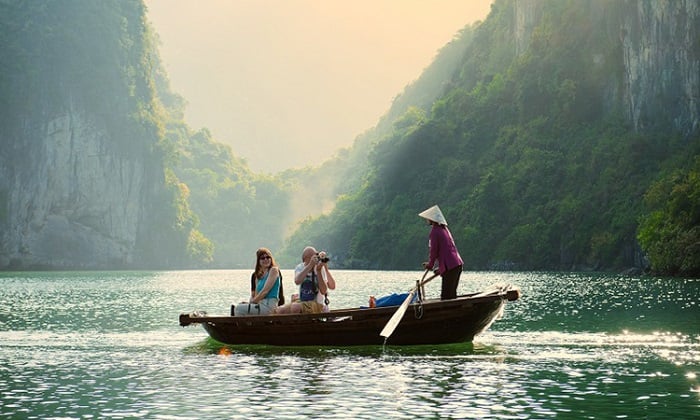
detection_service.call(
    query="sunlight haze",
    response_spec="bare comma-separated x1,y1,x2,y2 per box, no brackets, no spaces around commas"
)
146,1,493,173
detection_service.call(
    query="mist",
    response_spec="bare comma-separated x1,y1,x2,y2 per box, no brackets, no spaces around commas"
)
145,0,493,173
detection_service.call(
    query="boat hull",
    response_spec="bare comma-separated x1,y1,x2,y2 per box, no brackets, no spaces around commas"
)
180,286,519,346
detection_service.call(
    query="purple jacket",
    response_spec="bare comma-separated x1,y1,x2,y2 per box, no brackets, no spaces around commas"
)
427,225,463,275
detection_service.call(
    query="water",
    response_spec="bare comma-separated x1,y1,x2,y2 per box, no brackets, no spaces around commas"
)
0,270,697,419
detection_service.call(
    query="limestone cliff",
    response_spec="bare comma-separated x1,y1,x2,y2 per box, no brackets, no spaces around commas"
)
619,0,699,134
513,0,699,136
1,101,151,268
0,1,173,269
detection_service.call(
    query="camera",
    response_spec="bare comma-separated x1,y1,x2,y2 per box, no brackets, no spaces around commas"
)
316,252,329,263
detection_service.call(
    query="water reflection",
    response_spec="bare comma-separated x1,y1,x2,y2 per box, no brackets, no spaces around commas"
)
1,270,697,418
189,337,518,360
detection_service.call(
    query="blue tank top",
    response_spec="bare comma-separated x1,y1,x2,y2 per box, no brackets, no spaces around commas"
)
255,271,280,299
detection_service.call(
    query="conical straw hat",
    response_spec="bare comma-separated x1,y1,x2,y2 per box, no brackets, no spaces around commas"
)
418,205,448,225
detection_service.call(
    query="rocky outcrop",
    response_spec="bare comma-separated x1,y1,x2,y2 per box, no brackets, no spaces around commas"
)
0,1,165,269
0,99,152,269
513,0,699,136
513,0,543,56
620,0,699,135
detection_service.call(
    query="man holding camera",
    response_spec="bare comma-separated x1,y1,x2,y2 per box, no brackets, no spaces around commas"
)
293,246,336,313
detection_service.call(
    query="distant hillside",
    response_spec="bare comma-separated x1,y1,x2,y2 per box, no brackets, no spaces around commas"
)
279,0,700,276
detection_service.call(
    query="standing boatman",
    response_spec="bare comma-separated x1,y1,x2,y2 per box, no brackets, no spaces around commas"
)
419,205,464,300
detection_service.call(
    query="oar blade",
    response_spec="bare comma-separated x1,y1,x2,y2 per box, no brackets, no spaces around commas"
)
380,290,415,338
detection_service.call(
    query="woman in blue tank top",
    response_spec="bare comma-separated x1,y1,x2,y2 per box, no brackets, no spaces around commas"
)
233,248,281,316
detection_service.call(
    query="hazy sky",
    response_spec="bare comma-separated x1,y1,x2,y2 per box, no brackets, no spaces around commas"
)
145,1,493,173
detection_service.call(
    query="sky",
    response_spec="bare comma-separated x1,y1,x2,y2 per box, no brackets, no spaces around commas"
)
145,0,494,173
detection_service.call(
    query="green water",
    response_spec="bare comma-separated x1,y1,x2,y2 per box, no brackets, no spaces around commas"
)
0,270,697,418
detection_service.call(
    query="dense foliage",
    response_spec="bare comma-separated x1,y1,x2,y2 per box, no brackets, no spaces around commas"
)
279,0,700,276
638,157,700,277
149,0,699,275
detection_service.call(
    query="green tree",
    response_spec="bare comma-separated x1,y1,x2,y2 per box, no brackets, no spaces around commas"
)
638,158,700,276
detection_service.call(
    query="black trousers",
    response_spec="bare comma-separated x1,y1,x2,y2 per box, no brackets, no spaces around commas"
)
441,265,463,300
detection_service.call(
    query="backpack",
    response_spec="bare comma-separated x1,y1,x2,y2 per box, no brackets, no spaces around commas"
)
250,271,285,305
299,270,329,305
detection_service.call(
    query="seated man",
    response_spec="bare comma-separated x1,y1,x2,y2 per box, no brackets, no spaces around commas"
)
276,246,336,314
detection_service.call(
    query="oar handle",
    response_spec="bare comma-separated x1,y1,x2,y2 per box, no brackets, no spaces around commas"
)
417,271,439,289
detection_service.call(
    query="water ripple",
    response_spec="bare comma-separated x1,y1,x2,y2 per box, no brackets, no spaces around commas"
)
1,270,697,418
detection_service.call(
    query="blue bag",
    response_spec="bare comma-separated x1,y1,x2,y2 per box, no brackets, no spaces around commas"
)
375,292,415,307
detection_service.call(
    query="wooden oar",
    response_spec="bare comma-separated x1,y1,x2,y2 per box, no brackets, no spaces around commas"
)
380,270,439,339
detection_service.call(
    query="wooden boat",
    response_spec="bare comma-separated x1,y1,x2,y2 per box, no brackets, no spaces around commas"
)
179,284,520,346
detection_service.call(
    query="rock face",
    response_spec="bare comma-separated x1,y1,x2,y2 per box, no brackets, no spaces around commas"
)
0,99,155,269
0,2,165,269
619,0,699,135
513,0,699,136
514,0,543,56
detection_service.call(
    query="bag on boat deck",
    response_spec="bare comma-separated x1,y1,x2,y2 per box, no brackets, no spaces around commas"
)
375,292,415,307
232,299,278,316
250,271,285,306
